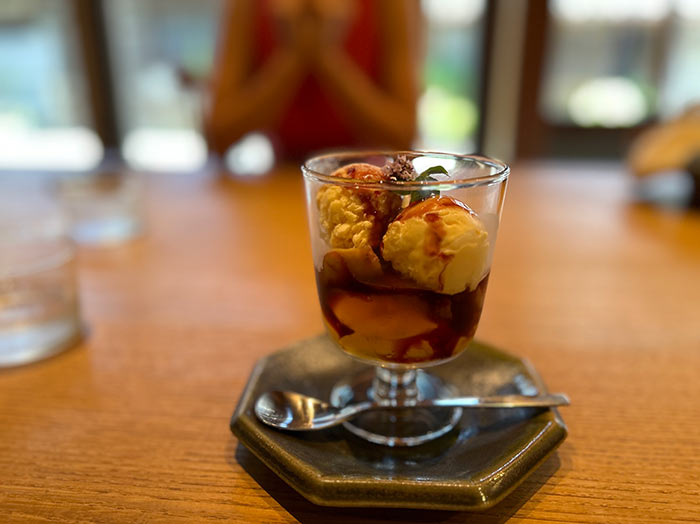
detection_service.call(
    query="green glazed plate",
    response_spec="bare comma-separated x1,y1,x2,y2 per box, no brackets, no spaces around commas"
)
230,335,567,511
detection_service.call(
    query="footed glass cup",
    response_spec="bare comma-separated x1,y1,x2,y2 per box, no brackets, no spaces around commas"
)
302,151,509,446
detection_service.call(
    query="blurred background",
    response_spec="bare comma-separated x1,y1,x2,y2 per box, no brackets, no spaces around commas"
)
2,0,699,175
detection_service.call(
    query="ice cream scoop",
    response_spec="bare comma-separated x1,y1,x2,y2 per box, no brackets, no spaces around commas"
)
316,163,401,249
381,196,489,294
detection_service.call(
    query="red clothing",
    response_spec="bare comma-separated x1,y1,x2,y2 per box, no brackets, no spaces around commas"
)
252,0,380,158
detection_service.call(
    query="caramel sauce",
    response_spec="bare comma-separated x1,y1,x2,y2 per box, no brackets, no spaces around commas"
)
317,175,487,365
316,252,489,365
395,196,470,221
334,163,387,182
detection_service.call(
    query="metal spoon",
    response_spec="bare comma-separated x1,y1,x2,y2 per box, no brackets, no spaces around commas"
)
254,390,570,431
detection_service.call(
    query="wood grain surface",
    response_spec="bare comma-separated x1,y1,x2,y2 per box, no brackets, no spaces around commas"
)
1,162,699,523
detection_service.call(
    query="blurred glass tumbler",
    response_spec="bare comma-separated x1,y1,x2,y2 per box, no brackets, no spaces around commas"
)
302,151,509,446
0,206,81,366
56,172,144,245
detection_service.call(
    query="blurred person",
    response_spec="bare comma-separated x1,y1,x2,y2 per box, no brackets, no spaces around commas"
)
204,0,419,161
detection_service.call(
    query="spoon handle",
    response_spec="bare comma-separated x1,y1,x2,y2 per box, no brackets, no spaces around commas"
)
360,393,570,411
422,393,570,409
335,393,569,423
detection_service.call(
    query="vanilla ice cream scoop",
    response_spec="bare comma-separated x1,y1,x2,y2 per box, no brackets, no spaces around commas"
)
317,163,401,249
381,196,489,294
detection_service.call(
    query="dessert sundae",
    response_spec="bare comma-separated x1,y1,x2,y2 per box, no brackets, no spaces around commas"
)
315,156,491,367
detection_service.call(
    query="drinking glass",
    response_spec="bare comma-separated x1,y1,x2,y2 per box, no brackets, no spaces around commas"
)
56,171,144,245
0,202,81,367
302,151,509,446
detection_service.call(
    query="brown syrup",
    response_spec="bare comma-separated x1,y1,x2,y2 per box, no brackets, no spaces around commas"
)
316,259,489,365
394,196,470,221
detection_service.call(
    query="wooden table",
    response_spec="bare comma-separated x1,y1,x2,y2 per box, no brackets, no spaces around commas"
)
1,163,699,523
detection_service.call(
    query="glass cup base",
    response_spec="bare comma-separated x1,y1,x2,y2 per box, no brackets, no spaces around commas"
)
0,317,81,367
330,368,462,447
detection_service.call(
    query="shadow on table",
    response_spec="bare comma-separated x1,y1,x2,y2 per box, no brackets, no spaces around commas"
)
227,439,561,523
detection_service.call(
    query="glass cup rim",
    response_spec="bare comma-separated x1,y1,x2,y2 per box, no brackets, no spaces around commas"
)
302,150,509,190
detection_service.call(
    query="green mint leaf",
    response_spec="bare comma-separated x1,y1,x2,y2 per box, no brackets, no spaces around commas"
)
415,165,448,180
408,165,445,204
409,188,439,204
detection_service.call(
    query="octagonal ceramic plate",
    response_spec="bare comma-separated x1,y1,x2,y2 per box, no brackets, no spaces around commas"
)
230,335,566,511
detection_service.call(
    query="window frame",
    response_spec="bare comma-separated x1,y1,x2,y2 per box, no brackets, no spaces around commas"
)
515,0,666,159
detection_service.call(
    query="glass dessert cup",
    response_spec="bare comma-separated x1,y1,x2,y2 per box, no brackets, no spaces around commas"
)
302,151,509,446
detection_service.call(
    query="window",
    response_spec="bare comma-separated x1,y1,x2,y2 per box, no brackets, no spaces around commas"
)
520,0,700,158
418,0,487,152
103,0,222,172
0,0,102,170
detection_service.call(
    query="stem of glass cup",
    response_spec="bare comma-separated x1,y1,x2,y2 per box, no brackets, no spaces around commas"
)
372,366,420,405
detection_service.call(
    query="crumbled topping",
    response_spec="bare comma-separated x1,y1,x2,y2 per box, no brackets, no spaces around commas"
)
382,155,417,181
